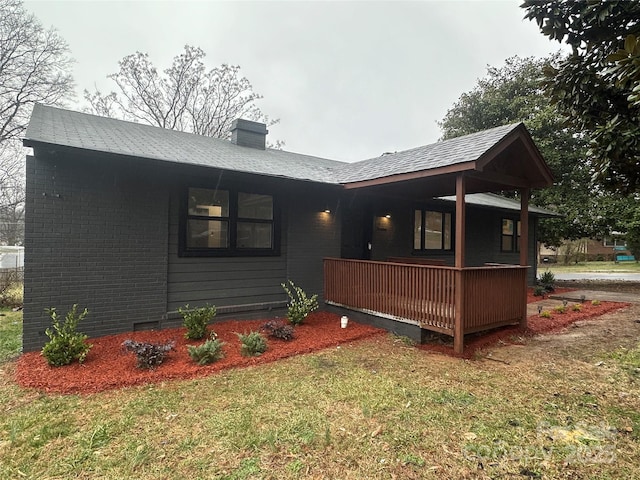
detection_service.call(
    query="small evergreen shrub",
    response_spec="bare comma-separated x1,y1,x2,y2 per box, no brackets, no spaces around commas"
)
537,270,556,292
281,280,318,326
533,285,546,297
553,305,566,314
179,304,217,340
591,299,601,306
572,304,582,312
261,319,295,341
237,331,267,357
187,337,226,365
122,339,175,369
539,310,552,318
41,304,92,367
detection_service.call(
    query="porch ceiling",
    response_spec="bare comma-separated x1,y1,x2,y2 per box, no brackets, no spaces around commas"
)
342,124,553,197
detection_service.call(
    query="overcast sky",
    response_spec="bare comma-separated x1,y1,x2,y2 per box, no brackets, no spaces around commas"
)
25,0,562,163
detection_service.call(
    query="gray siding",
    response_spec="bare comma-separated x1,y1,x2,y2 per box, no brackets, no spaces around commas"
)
23,153,169,352
366,199,539,284
166,181,288,314
285,187,342,301
166,175,341,315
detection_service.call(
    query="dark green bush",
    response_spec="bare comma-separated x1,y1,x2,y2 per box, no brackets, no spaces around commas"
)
537,270,556,292
179,304,217,340
261,319,294,341
533,285,546,297
122,339,175,369
187,337,225,365
237,331,267,357
41,304,92,367
281,280,318,326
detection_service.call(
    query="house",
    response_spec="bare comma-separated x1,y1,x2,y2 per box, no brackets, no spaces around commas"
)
22,104,554,354
539,235,631,264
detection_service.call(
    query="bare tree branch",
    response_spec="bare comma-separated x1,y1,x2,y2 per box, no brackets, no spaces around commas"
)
84,45,280,143
0,0,74,245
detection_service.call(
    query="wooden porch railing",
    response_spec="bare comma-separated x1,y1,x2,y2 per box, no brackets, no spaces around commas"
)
323,258,528,351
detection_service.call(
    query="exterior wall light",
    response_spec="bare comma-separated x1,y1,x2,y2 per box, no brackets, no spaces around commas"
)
385,214,391,219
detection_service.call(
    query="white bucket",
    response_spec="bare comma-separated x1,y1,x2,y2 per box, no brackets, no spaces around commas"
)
341,316,348,328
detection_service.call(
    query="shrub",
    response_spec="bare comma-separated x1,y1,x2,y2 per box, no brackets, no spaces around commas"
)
539,310,552,318
537,270,556,292
591,299,601,306
261,319,295,341
122,339,175,369
533,285,546,297
553,305,566,314
281,280,318,326
572,304,582,312
237,331,267,357
187,337,225,365
179,304,217,340
41,304,92,367
0,272,23,308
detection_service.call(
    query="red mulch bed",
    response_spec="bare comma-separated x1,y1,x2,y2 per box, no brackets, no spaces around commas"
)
15,312,384,395
418,301,630,359
15,293,626,394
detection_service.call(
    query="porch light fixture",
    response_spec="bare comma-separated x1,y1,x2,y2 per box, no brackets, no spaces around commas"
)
384,214,391,219
324,208,331,213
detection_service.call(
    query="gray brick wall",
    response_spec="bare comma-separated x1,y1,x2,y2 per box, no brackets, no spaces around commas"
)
23,152,169,352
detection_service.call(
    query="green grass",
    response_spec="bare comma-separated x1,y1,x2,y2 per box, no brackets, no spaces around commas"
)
0,307,22,362
540,261,640,273
1,313,640,478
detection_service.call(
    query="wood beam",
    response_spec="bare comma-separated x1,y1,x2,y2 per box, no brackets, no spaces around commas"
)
341,161,475,190
454,174,466,354
520,188,529,267
519,187,530,328
455,174,466,268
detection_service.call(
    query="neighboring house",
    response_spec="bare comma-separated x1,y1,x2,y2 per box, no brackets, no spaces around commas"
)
539,236,631,264
22,105,554,353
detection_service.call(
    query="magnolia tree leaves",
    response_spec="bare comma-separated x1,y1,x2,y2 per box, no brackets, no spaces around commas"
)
522,0,640,193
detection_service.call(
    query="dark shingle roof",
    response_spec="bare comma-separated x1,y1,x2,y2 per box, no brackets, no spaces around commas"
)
24,105,526,186
24,104,344,184
336,123,521,183
438,192,558,217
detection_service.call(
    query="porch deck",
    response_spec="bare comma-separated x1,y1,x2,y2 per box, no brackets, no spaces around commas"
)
324,258,529,352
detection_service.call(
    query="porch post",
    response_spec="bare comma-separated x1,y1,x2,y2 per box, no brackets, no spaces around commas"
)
519,188,530,328
454,174,466,354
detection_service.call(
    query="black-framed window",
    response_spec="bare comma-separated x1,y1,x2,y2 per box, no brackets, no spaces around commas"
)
501,218,521,253
181,187,278,256
413,209,452,251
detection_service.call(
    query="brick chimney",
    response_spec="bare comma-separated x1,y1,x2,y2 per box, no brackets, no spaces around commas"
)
230,119,268,150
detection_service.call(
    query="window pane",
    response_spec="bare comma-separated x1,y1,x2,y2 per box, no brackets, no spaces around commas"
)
425,211,443,249
238,193,273,220
502,219,513,235
237,222,272,249
516,221,521,236
188,188,229,217
187,219,228,248
502,235,513,252
443,213,452,250
414,210,422,250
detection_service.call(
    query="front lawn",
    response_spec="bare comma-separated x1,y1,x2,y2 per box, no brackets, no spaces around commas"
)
2,308,640,479
0,307,21,363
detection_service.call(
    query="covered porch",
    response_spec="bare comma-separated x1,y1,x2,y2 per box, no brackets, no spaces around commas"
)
324,259,528,353
323,124,553,353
